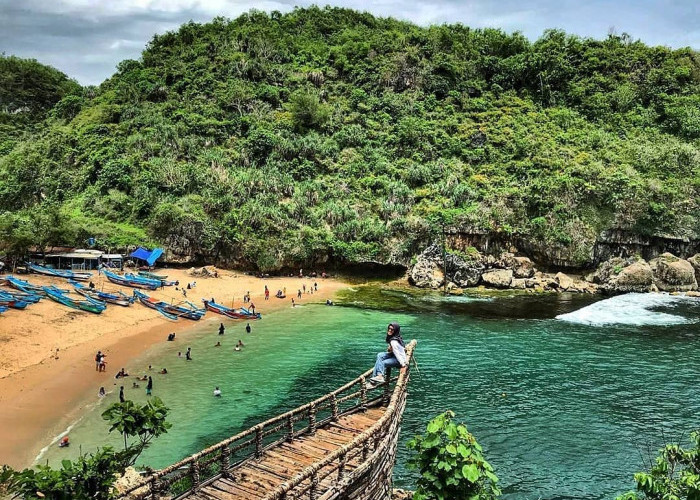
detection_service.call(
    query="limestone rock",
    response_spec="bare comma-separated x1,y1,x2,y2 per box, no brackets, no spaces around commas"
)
409,258,444,288
502,254,536,278
688,254,700,284
686,290,700,298
555,272,574,290
511,278,527,289
591,257,653,294
481,269,513,288
649,253,698,292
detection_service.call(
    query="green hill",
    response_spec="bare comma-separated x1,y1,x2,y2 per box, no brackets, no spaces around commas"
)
1,7,698,270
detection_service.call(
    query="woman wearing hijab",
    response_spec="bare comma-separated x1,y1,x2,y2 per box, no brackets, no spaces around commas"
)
369,322,407,385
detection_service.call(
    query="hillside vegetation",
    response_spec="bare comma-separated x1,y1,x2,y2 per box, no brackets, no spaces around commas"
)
1,7,699,270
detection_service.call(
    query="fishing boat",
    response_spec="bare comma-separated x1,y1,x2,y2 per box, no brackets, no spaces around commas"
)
0,289,41,303
0,293,29,309
6,276,68,296
70,281,134,307
133,290,205,320
28,262,92,281
0,306,7,314
125,272,176,287
138,271,168,280
102,270,160,290
43,287,106,314
202,299,262,320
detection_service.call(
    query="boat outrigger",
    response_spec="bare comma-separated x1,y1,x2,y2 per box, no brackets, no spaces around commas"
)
70,281,134,307
6,276,68,297
133,290,205,320
28,262,92,281
43,286,106,314
202,299,261,320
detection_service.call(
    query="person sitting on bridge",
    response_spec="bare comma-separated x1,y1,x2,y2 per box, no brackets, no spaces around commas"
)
368,322,407,386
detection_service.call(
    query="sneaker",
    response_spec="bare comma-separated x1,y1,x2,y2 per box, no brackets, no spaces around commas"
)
369,374,385,385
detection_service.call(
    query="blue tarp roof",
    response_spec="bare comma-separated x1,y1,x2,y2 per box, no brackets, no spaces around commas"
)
129,247,164,266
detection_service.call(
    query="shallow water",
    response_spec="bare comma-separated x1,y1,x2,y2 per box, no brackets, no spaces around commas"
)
39,287,700,499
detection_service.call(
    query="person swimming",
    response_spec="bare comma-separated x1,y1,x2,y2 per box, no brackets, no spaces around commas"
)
213,387,222,397
215,341,221,347
58,436,70,448
159,368,168,374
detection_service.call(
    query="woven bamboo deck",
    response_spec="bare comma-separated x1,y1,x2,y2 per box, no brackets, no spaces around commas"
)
187,408,385,500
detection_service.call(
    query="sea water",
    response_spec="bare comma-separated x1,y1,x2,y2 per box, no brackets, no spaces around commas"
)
38,287,700,499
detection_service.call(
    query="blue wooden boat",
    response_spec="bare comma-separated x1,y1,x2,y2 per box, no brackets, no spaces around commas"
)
43,287,106,314
0,287,41,303
6,276,68,297
134,290,205,320
28,263,92,281
202,299,261,320
0,293,29,309
70,281,134,307
0,305,7,314
102,270,159,290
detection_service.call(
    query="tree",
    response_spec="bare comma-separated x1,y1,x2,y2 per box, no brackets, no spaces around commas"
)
101,397,172,462
407,411,501,500
617,429,700,500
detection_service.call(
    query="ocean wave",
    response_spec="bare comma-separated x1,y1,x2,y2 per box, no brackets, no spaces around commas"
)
555,293,698,326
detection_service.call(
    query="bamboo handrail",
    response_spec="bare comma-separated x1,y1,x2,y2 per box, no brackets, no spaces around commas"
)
117,340,416,499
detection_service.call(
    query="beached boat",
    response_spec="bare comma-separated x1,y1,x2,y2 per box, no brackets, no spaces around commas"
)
0,305,7,314
43,286,106,314
0,289,41,303
102,269,160,290
125,272,176,287
70,281,134,307
0,293,29,309
202,299,262,320
138,271,168,280
27,262,92,281
133,290,205,320
6,276,67,296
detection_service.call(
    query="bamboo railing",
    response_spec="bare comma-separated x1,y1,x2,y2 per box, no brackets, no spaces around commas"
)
117,340,416,500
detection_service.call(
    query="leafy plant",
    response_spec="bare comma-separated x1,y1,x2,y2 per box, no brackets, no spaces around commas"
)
616,429,700,500
407,411,501,500
102,397,172,461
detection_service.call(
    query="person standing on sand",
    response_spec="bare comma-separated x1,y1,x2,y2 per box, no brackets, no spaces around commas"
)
246,323,251,334
146,376,153,396
186,347,192,361
292,298,295,307
98,353,106,372
95,351,102,371
297,289,302,299
314,282,318,291
249,302,255,314
219,323,225,335
119,386,125,403
98,387,106,397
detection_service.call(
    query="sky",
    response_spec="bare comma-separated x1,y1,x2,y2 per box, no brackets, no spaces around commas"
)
1,0,698,86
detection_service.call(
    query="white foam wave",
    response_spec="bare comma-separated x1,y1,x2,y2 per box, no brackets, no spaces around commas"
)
556,293,698,326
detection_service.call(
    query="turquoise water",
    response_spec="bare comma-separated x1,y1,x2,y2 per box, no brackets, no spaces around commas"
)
38,287,700,499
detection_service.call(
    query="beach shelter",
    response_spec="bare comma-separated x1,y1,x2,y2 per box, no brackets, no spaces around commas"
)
129,247,164,267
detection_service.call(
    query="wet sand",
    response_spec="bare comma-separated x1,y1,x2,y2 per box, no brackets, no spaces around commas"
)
0,268,348,468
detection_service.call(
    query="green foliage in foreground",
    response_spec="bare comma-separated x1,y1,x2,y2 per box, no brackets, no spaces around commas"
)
408,411,500,500
617,429,700,500
0,398,170,500
1,8,699,269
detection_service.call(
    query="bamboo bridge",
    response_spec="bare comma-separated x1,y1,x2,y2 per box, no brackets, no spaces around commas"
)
118,340,417,500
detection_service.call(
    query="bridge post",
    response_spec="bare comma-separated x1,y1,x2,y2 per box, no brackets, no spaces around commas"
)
220,445,231,477
286,414,294,442
382,367,392,405
308,403,317,434
255,425,263,458
337,452,347,482
331,394,339,421
309,471,319,500
149,476,161,500
360,377,368,412
190,460,201,492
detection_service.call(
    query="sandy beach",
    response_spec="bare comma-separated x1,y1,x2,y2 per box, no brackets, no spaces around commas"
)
0,268,349,468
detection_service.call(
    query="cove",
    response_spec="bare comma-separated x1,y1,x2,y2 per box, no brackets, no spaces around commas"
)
38,287,700,499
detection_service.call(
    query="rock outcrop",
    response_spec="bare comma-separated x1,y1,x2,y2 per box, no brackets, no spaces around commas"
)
555,272,574,290
649,253,698,292
409,258,444,288
688,254,700,284
481,269,513,288
589,257,654,294
409,244,483,288
502,254,535,278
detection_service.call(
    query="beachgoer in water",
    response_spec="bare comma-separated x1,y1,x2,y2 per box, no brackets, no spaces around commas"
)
292,298,295,307
213,387,222,397
132,381,140,388
98,387,106,398
326,299,333,306
368,322,407,387
140,374,148,381
178,351,182,358
148,365,152,371
167,332,175,341
219,323,225,335
186,347,192,361
237,339,245,348
119,386,125,403
215,341,221,347
115,368,129,379
234,346,241,352
59,436,70,448
246,323,251,334
146,376,153,396
159,368,168,374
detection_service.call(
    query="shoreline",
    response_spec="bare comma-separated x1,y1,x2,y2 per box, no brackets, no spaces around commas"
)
0,269,349,468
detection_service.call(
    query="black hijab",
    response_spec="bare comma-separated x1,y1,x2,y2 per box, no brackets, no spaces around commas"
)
385,322,405,347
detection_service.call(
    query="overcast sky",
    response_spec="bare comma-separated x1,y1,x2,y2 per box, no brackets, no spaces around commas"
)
1,0,698,85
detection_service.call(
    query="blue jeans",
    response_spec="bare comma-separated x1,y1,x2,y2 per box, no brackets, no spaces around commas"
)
372,352,401,378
